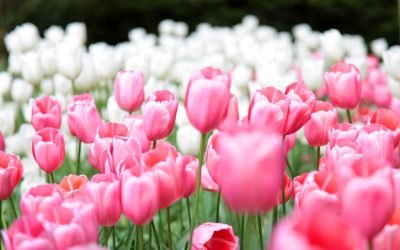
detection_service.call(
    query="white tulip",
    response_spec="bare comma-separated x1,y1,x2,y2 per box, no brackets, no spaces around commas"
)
176,125,201,156
159,19,175,35
0,104,16,135
107,96,129,122
53,73,73,95
65,22,87,45
293,23,312,42
232,64,252,88
173,22,188,37
22,99,33,122
21,51,43,84
21,156,41,178
254,26,277,42
343,35,366,57
4,31,22,53
8,53,23,75
75,54,97,91
345,56,367,79
11,78,33,103
18,123,35,155
124,54,149,79
299,57,324,90
371,38,388,58
175,104,190,127
6,134,24,155
40,47,57,76
388,77,400,98
40,78,54,95
242,15,259,31
383,46,400,81
56,42,84,80
90,45,117,80
0,72,12,96
128,28,146,42
16,23,39,51
44,25,65,44
320,29,345,63
150,51,173,78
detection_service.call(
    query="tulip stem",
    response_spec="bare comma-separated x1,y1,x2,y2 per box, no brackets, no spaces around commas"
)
152,140,157,149
188,133,207,248
0,200,2,230
112,226,116,250
76,139,82,175
245,215,256,250
186,198,192,227
272,206,278,227
285,157,294,178
150,221,161,250
346,109,353,123
240,215,245,250
102,226,109,247
281,178,286,216
166,208,173,250
48,173,55,183
137,226,144,250
9,195,18,219
257,214,264,250
369,239,374,250
316,146,321,170
215,191,221,222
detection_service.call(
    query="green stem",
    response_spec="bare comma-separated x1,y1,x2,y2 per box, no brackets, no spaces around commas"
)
240,215,245,250
102,227,109,247
245,215,256,250
186,198,192,228
76,139,82,175
285,157,294,178
257,214,264,250
137,226,143,250
48,173,55,183
152,140,157,149
281,174,286,216
188,133,207,247
9,195,18,219
166,208,173,250
150,221,161,250
346,109,353,123
0,200,2,230
369,239,374,250
316,146,321,170
272,206,278,227
216,191,221,222
112,226,116,250
148,223,152,250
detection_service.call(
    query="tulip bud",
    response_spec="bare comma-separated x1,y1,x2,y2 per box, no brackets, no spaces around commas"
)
114,70,145,113
192,223,239,250
31,96,62,131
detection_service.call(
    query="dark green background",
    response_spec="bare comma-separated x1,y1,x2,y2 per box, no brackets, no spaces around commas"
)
0,0,399,58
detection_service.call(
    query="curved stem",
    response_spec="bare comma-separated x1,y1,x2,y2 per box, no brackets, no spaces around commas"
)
257,214,264,250
150,221,161,250
9,195,18,219
166,208,173,250
215,191,221,222
188,133,207,247
76,139,82,175
285,158,294,178
346,109,353,123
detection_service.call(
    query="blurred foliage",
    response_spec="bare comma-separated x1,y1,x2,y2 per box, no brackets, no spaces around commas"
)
0,0,398,57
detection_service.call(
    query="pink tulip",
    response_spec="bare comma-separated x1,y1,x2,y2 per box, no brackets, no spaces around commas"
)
2,215,56,250
304,101,338,147
324,62,361,109
39,204,98,249
31,96,62,131
218,94,239,131
86,173,121,226
207,126,284,213
143,90,178,141
123,115,151,152
284,82,316,135
373,224,400,250
0,151,23,200
201,166,219,192
120,169,159,225
20,184,63,215
0,131,4,151
276,172,293,205
89,122,129,170
248,87,290,133
270,209,365,250
32,127,65,173
67,94,103,143
192,222,238,250
114,70,145,113
59,174,88,199
185,67,231,134
362,68,392,108
176,154,198,198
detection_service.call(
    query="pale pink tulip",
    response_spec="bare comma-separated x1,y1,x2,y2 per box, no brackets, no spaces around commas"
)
114,70,144,113
20,184,63,215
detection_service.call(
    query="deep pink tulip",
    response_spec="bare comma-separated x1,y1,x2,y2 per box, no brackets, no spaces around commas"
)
248,87,290,133
67,94,103,143
304,101,338,147
31,96,62,131
324,62,361,109
86,173,121,226
32,127,65,173
0,152,23,200
38,204,98,249
114,70,145,113
59,174,88,199
120,169,159,225
207,126,284,213
123,115,151,152
20,184,63,215
270,209,365,250
143,90,178,141
2,215,56,250
0,131,4,151
284,82,316,135
192,222,238,250
373,224,400,250
185,67,231,134
89,122,129,170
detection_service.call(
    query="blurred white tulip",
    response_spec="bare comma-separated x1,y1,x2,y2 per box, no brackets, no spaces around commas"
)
75,54,97,91
11,78,33,103
16,23,39,51
53,73,73,95
232,64,252,88
159,19,175,35
371,38,388,58
320,29,345,63
56,42,84,80
0,72,12,96
44,25,65,44
176,125,201,156
299,57,324,90
173,22,189,37
107,96,129,122
4,31,22,53
128,28,146,42
40,47,57,76
0,104,17,135
65,22,87,45
40,78,54,95
8,53,23,75
21,51,43,84
383,46,400,81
